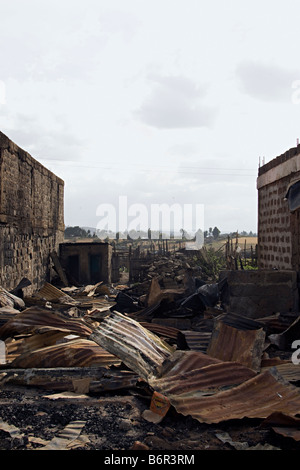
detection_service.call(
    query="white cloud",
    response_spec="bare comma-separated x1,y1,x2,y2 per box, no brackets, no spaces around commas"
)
135,74,217,129
236,61,298,103
3,0,300,234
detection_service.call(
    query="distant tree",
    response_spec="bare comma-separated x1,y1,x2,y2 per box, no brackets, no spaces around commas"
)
204,230,208,238
212,226,220,240
64,226,88,238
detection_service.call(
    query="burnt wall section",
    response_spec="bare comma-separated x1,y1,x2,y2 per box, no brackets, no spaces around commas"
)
257,148,300,270
0,131,64,293
220,270,299,318
59,242,112,285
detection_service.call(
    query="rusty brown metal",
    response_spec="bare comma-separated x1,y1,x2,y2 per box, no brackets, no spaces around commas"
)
6,331,68,362
261,412,300,442
271,426,300,441
156,367,300,424
9,339,121,368
151,356,256,397
207,318,266,372
139,322,180,341
34,282,78,305
89,311,174,380
177,330,212,352
0,306,93,340
262,362,300,383
89,311,300,425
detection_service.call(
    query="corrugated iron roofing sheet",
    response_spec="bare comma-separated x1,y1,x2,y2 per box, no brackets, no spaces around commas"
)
89,312,300,424
139,322,180,341
0,306,93,340
89,311,174,380
262,362,300,383
9,339,121,368
34,283,78,305
6,331,67,362
207,319,265,372
216,312,265,331
261,412,300,442
177,330,212,352
150,350,256,396
155,367,300,424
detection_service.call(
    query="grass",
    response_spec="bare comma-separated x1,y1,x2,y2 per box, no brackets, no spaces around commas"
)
205,236,258,251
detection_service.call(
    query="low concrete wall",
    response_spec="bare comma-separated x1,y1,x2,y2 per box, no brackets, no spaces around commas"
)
220,270,299,319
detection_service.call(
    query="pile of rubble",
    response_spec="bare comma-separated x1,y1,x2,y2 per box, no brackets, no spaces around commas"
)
129,248,218,290
0,270,300,451
138,252,202,287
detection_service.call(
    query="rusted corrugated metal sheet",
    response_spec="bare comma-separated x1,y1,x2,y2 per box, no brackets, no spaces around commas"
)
0,306,93,340
0,307,20,327
262,362,300,383
177,331,212,352
6,331,68,362
34,283,78,305
272,426,300,441
153,367,300,424
217,312,265,330
139,322,180,340
261,412,300,442
150,350,256,396
89,311,174,380
207,319,265,372
0,287,25,309
89,311,300,424
9,339,121,368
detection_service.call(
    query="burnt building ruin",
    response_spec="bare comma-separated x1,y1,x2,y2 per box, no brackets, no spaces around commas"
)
0,131,64,294
221,144,300,319
59,242,112,285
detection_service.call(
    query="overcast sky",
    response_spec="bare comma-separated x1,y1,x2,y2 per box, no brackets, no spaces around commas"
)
1,0,300,235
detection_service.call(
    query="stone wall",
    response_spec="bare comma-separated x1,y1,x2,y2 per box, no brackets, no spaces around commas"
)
257,145,300,270
0,131,64,294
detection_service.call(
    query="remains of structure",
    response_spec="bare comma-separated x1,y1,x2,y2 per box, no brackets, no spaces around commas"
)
59,242,112,285
221,144,300,318
1,133,300,451
0,131,64,294
257,144,300,270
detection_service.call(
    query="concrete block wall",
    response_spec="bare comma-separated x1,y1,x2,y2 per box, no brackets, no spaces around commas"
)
257,174,294,269
0,131,64,294
257,145,300,270
220,270,299,318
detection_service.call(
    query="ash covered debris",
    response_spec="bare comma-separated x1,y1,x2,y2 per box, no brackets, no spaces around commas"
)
0,250,299,451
